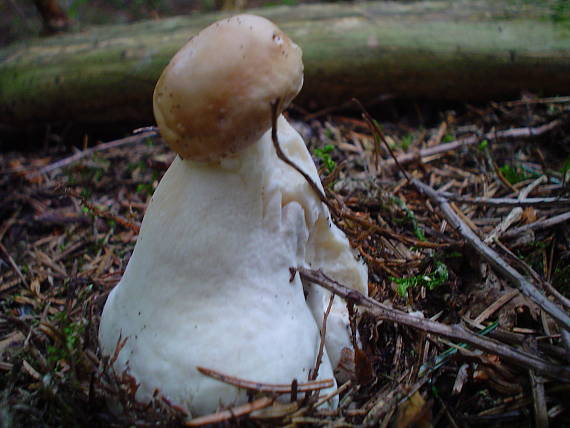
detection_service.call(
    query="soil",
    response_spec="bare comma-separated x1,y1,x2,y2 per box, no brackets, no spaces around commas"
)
1,94,569,426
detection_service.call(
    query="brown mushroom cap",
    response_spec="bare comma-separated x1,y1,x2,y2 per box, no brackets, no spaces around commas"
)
153,14,303,162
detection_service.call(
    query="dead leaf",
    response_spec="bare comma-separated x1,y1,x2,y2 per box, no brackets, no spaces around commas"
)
396,391,432,428
521,207,538,224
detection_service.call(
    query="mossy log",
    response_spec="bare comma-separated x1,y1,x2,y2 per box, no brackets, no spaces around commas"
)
1,0,569,126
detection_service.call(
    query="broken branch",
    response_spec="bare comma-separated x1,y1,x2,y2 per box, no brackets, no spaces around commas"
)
185,396,274,427
196,366,334,394
382,120,562,170
27,129,159,178
296,267,570,380
412,179,570,332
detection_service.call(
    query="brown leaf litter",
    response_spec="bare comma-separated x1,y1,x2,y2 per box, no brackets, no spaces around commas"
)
1,95,569,427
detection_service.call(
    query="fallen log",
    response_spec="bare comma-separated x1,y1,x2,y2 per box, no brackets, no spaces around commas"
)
1,0,569,126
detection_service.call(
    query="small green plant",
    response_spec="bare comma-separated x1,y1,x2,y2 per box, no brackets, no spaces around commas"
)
127,160,146,173
47,313,85,367
392,261,449,298
313,144,336,174
136,182,154,195
478,139,489,151
400,134,414,151
442,134,455,143
80,188,92,199
499,164,533,184
561,155,570,175
391,197,426,241
553,263,570,296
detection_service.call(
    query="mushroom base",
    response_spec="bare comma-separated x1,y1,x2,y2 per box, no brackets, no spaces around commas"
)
99,116,367,417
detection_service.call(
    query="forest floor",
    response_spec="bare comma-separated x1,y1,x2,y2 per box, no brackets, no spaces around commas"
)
1,95,570,427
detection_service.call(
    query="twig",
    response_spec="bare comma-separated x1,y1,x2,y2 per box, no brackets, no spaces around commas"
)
439,194,570,208
344,211,451,248
0,208,20,243
473,290,519,325
27,129,159,178
502,211,570,239
313,380,352,408
504,96,570,106
185,396,274,427
493,239,570,310
310,294,335,381
270,100,333,212
196,366,334,393
353,98,410,181
64,187,141,233
562,330,570,364
412,179,570,332
526,339,549,428
485,175,545,243
296,267,570,380
0,242,29,288
381,119,562,170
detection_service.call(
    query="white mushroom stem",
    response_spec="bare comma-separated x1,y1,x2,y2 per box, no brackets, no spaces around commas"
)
99,116,366,415
99,14,367,418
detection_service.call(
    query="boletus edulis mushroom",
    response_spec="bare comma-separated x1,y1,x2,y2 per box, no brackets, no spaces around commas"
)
99,14,368,418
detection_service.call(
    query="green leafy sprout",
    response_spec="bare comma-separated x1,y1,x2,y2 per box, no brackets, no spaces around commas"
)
478,139,489,151
400,134,414,151
499,164,537,184
561,155,570,175
392,261,449,298
47,313,85,367
391,197,426,241
313,144,337,174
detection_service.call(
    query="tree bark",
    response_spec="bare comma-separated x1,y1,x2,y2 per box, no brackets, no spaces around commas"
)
1,0,569,126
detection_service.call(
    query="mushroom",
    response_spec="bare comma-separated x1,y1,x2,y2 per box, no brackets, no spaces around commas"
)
99,14,367,417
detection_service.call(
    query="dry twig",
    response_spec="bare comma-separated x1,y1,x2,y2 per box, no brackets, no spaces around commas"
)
27,129,159,178
271,100,333,212
185,396,274,427
296,267,570,380
440,194,570,208
196,367,334,394
412,179,570,332
310,294,335,381
381,119,563,170
502,211,570,239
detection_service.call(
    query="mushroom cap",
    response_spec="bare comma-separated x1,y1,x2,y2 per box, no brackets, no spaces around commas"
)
153,14,303,162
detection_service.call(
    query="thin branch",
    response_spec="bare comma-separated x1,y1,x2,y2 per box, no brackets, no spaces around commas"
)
310,294,335,381
0,242,29,288
493,239,570,310
296,267,570,380
382,119,562,170
270,100,333,212
353,98,410,181
26,129,159,178
64,187,141,233
196,367,334,394
440,194,570,208
185,396,274,427
412,179,570,331
344,211,451,248
503,96,570,106
313,380,352,408
502,211,570,239
485,175,545,243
